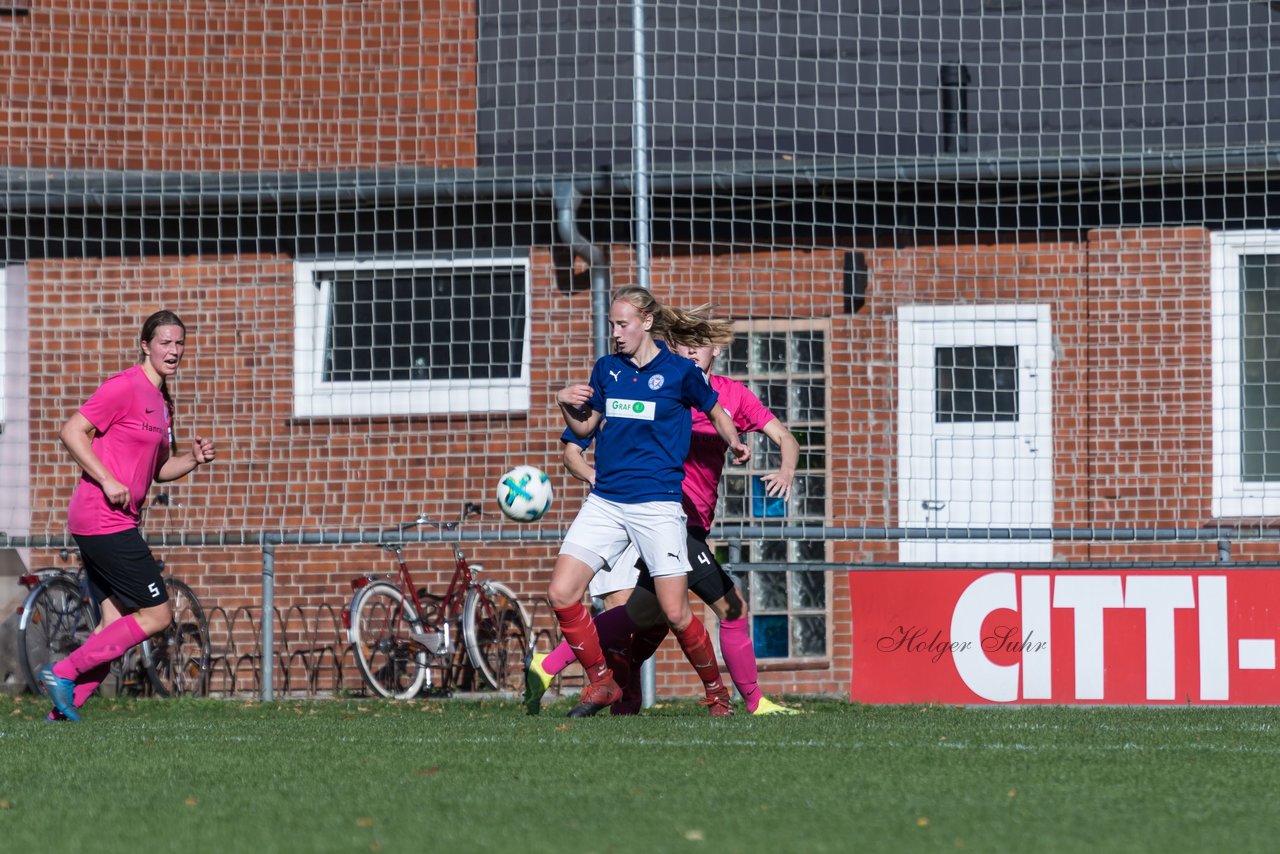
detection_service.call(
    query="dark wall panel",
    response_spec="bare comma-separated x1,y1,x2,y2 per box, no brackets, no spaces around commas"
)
477,0,1280,173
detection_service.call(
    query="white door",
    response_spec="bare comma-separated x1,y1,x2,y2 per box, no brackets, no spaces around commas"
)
898,305,1054,562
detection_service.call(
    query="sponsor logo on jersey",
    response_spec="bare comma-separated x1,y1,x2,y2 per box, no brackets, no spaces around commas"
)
607,398,655,421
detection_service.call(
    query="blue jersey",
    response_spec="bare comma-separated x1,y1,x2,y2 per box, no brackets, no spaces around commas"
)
580,341,718,504
560,426,593,450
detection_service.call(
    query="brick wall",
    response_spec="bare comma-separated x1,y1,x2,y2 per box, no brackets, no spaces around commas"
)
0,1,477,171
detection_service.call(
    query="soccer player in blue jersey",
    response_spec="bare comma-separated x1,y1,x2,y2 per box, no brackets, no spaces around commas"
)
550,286,750,717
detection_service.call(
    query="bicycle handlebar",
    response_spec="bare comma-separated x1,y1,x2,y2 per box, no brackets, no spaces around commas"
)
390,502,485,537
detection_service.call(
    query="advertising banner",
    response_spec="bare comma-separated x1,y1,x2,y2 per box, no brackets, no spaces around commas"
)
850,568,1280,704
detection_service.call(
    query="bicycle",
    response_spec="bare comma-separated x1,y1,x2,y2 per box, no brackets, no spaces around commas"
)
344,503,532,700
16,550,212,699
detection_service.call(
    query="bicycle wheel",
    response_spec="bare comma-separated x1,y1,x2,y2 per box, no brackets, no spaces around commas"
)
350,582,429,700
462,580,531,693
146,577,212,698
108,646,153,697
18,575,93,694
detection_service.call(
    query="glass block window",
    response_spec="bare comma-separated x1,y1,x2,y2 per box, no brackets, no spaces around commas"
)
716,322,829,661
293,256,531,417
1209,232,1280,516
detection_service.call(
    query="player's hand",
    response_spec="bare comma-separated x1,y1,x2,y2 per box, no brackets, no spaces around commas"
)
557,384,593,410
192,434,216,466
759,471,793,501
102,477,131,508
728,441,751,465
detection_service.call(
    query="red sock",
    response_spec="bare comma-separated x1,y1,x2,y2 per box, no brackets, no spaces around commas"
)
672,617,726,695
542,605,641,678
53,615,149,680
553,603,611,685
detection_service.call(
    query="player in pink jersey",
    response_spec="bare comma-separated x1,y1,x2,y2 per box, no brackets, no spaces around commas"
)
526,333,801,715
39,310,216,721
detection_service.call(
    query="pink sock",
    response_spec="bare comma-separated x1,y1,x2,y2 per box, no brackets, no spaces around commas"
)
542,606,641,676
53,615,149,680
541,640,579,677
74,662,112,708
719,617,763,711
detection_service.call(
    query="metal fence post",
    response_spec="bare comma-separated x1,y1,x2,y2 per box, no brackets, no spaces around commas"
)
261,536,275,702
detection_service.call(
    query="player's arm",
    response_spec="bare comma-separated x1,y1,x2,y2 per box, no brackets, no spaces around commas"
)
562,441,596,486
557,383,602,438
707,403,751,465
60,411,130,507
757,418,799,500
156,434,216,482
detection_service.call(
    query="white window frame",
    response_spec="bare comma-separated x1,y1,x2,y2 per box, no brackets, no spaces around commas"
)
1211,230,1280,516
293,256,532,418
0,268,7,427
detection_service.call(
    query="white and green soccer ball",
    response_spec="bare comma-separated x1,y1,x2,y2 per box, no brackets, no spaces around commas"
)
496,465,554,522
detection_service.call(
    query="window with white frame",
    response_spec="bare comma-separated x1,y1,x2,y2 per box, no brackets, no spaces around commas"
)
0,269,7,428
714,321,830,661
1210,231,1280,517
293,256,532,417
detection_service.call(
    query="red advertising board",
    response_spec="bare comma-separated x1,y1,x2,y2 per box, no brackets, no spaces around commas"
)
850,568,1280,704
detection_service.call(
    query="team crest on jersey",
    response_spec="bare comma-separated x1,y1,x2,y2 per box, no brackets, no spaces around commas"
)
648,374,665,391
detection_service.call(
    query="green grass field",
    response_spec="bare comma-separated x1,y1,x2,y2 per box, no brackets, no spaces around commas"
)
1,693,1278,853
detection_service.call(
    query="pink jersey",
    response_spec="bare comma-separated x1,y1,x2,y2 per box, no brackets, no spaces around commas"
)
681,373,778,530
67,365,171,535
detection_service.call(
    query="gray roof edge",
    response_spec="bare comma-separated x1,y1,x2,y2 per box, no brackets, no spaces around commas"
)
0,146,1276,214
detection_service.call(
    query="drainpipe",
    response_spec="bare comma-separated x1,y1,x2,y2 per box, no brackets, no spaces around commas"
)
940,64,971,154
554,180,611,358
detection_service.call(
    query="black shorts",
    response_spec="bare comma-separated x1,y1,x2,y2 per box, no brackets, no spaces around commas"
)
73,528,168,611
636,527,737,605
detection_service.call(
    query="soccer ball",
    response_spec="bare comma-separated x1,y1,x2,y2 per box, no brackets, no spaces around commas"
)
496,465,554,522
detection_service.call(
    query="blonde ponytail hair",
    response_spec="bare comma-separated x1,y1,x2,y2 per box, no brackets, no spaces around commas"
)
611,286,735,350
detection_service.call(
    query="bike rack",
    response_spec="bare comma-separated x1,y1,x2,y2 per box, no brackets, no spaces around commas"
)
5,525,576,701
192,593,559,699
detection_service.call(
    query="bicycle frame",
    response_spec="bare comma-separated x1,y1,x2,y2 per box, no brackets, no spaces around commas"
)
345,502,532,698
346,506,484,651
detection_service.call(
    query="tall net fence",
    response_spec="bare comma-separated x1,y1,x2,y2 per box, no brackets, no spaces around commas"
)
2,1,1279,697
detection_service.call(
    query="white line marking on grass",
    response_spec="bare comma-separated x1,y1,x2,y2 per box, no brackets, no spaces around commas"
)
1085,721,1275,734
451,734,864,749
937,740,1280,754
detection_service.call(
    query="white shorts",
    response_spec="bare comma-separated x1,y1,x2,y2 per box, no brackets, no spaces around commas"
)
560,493,689,583
588,543,641,597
